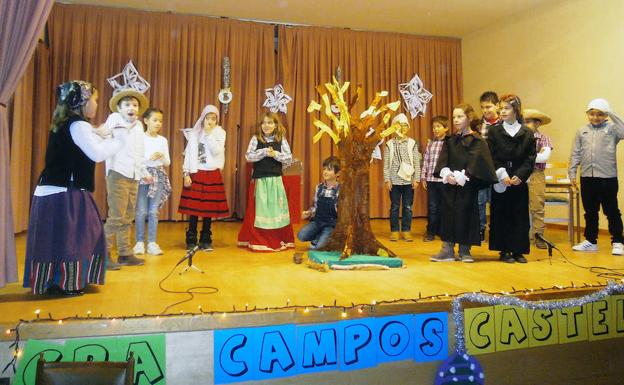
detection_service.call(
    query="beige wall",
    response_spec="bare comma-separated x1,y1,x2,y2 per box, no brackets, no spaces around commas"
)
463,0,624,231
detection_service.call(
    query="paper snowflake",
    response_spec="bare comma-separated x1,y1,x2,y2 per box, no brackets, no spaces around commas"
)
262,84,292,114
107,61,150,94
399,73,432,119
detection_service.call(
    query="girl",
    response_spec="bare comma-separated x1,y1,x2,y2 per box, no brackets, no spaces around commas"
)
178,105,229,251
431,104,497,263
133,108,171,256
24,81,125,295
487,94,536,263
237,112,295,251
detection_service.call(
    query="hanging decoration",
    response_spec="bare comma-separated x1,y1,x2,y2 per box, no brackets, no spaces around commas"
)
218,56,233,114
399,73,432,118
262,84,292,114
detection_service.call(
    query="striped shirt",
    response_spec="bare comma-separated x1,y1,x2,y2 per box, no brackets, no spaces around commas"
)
245,135,292,165
421,138,445,182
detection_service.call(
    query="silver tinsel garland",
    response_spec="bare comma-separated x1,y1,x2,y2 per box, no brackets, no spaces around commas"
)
452,281,624,353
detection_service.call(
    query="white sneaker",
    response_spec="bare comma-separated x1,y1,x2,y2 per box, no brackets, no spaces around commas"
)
133,242,145,255
147,242,163,255
572,240,598,252
612,242,624,256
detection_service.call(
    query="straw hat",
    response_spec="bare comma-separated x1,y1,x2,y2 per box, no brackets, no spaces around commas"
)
523,109,551,125
108,89,149,115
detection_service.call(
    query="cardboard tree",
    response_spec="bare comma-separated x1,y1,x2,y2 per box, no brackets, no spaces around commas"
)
308,78,402,260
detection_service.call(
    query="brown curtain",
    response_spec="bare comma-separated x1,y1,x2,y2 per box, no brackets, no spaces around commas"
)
15,3,276,222
0,0,54,287
277,25,463,218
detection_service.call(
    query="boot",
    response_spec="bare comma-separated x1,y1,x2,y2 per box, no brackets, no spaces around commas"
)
199,229,213,251
186,229,198,251
430,242,457,262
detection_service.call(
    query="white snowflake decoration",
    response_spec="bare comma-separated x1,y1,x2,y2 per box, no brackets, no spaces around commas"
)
399,73,432,119
262,84,292,114
107,60,150,94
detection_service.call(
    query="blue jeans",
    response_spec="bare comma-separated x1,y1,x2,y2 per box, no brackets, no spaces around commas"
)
135,182,164,243
389,184,414,232
297,221,335,250
426,181,443,235
477,187,491,232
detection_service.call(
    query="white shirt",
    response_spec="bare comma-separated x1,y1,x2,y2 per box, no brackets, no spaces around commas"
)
143,133,171,168
502,120,521,137
34,121,124,196
104,112,149,180
183,126,226,172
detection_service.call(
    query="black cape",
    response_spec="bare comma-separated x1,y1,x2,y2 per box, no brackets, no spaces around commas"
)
486,123,537,254
434,133,497,246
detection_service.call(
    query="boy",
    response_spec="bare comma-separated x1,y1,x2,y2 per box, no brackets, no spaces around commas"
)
383,113,421,241
297,156,340,250
420,115,449,241
104,64,152,269
524,109,553,249
569,98,624,255
478,91,500,241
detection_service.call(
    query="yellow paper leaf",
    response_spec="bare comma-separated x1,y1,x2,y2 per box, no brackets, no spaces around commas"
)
387,100,401,111
307,100,321,113
377,248,389,257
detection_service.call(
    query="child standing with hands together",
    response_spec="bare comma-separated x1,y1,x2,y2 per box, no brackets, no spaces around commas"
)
133,108,171,256
178,105,230,251
238,112,295,252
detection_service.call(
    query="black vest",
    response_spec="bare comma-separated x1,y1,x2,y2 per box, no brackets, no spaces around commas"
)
38,116,96,192
252,139,283,179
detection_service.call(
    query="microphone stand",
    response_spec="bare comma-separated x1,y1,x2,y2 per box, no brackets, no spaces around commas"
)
177,245,205,274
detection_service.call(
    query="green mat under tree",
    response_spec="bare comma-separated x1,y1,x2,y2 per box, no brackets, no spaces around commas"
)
307,250,403,268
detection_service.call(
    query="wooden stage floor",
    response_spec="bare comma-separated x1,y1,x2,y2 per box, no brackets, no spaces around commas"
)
1,219,622,327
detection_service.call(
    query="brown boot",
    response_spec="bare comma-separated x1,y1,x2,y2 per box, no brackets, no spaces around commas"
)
389,232,400,241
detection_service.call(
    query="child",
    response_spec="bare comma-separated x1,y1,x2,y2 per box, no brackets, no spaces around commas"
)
430,104,497,263
24,81,126,295
298,156,340,250
487,94,536,263
523,109,553,249
178,105,229,251
383,113,421,242
237,112,295,251
133,108,171,255
478,91,500,241
421,115,449,242
569,98,624,255
104,81,152,268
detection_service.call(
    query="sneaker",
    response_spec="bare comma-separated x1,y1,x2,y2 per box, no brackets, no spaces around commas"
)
499,252,515,263
460,254,474,263
200,242,214,251
133,242,145,255
513,254,528,263
423,233,435,242
118,255,145,266
401,232,413,242
389,232,400,241
572,240,598,252
612,243,624,256
146,242,163,255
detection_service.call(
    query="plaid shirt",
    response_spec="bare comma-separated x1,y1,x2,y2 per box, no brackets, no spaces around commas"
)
308,182,340,217
420,138,445,182
534,131,553,171
383,138,422,185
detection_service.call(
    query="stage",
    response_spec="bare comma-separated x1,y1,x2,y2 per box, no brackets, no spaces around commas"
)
1,219,620,331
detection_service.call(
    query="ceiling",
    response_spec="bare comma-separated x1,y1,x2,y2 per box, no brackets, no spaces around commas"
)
59,0,560,38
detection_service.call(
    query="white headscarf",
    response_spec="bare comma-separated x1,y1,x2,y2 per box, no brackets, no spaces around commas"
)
182,105,221,173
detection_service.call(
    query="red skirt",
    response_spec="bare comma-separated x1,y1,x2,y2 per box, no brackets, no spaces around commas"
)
178,169,229,218
237,179,295,252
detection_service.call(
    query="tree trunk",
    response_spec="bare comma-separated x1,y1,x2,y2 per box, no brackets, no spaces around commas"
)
319,129,396,260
